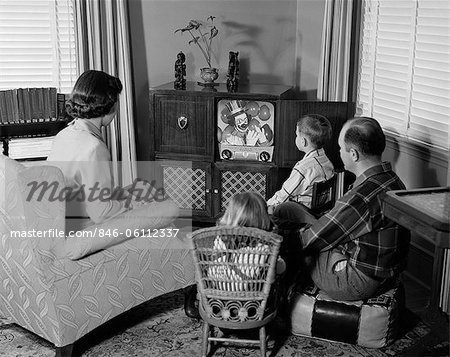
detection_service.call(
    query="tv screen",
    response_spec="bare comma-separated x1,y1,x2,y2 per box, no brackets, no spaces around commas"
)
217,99,275,162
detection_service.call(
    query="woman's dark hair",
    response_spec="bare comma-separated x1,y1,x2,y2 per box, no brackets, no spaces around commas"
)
65,70,123,119
296,114,332,149
343,117,386,156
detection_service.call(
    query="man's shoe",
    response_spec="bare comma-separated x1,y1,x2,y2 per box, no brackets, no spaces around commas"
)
183,285,200,319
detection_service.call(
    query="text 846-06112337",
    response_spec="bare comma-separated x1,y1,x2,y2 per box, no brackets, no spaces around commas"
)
78,228,180,238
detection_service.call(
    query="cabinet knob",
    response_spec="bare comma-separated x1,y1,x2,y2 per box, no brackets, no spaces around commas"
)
213,189,219,194
177,115,188,130
205,188,210,193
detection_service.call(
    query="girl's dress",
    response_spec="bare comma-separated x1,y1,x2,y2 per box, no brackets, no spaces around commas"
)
208,234,286,292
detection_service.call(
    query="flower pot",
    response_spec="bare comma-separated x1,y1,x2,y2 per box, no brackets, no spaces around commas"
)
200,67,219,84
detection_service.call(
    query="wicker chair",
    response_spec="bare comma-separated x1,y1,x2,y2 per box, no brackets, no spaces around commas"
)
190,226,283,357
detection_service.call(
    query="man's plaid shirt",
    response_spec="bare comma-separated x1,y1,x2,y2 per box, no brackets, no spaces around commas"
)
301,162,410,279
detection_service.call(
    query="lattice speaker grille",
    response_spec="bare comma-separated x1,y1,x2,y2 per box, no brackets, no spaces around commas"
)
221,171,266,211
163,166,206,210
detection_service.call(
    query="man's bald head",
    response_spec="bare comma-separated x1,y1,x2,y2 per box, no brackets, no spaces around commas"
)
341,117,386,158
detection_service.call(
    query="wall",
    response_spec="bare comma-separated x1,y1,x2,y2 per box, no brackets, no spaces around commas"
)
383,137,448,189
295,0,326,96
128,0,325,133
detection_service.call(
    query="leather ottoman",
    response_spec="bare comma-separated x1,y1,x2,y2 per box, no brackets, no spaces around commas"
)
288,282,404,348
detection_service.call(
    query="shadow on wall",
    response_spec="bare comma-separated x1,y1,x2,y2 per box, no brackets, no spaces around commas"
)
385,129,440,188
293,37,317,100
184,52,196,81
221,18,296,85
386,131,400,166
293,49,309,100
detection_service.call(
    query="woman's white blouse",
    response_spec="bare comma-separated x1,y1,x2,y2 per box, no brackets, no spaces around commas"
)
47,119,129,224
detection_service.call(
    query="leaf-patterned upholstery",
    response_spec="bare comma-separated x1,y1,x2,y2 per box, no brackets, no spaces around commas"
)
0,154,195,351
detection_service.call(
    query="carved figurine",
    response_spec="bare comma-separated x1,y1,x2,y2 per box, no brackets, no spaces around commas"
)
174,51,186,89
226,51,240,92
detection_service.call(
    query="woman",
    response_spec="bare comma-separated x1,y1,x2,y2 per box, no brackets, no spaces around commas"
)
48,70,178,231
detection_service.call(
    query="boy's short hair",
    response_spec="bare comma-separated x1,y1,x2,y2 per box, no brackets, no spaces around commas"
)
296,114,332,149
343,117,385,157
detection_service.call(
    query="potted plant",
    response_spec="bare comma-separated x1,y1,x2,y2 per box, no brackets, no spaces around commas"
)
175,16,219,84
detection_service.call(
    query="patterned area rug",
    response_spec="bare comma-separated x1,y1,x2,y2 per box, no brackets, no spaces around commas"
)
0,289,447,357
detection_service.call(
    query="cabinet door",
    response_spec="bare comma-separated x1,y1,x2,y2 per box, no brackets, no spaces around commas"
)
158,160,212,218
154,94,214,161
213,162,276,218
276,101,355,169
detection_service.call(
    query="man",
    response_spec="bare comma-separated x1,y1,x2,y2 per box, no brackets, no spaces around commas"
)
298,117,410,301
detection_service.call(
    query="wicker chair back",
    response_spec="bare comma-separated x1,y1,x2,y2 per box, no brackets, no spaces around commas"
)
190,226,283,357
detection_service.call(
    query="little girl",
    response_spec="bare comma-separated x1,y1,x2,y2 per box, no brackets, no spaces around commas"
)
210,192,286,291
219,191,272,230
184,192,285,318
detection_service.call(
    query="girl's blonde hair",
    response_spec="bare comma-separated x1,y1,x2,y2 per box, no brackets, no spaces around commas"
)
219,192,271,231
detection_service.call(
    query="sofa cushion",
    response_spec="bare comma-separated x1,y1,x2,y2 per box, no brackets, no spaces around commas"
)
58,199,180,260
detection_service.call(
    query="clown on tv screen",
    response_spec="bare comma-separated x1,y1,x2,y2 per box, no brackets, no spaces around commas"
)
217,99,275,162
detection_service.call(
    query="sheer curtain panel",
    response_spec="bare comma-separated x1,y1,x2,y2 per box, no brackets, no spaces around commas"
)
74,0,137,187
317,0,361,101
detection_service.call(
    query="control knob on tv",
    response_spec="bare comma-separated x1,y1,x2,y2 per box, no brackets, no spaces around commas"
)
222,149,232,160
260,151,270,162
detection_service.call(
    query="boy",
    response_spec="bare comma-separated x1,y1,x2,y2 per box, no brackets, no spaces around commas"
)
267,114,334,216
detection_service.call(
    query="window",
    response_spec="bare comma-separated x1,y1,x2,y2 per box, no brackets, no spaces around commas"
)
0,0,77,93
357,0,450,150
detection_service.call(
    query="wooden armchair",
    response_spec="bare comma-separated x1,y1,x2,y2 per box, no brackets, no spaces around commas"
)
303,170,347,219
308,174,338,217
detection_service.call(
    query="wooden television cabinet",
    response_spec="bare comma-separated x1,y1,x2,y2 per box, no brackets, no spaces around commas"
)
138,81,355,223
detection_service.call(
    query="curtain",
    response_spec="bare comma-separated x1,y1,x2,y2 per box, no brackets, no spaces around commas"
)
448,143,450,186
317,0,360,101
74,0,137,187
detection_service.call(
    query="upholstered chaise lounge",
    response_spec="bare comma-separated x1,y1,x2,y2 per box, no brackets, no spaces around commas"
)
0,154,195,356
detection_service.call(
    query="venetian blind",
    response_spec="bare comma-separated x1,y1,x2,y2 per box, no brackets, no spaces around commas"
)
0,0,77,93
357,0,450,150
